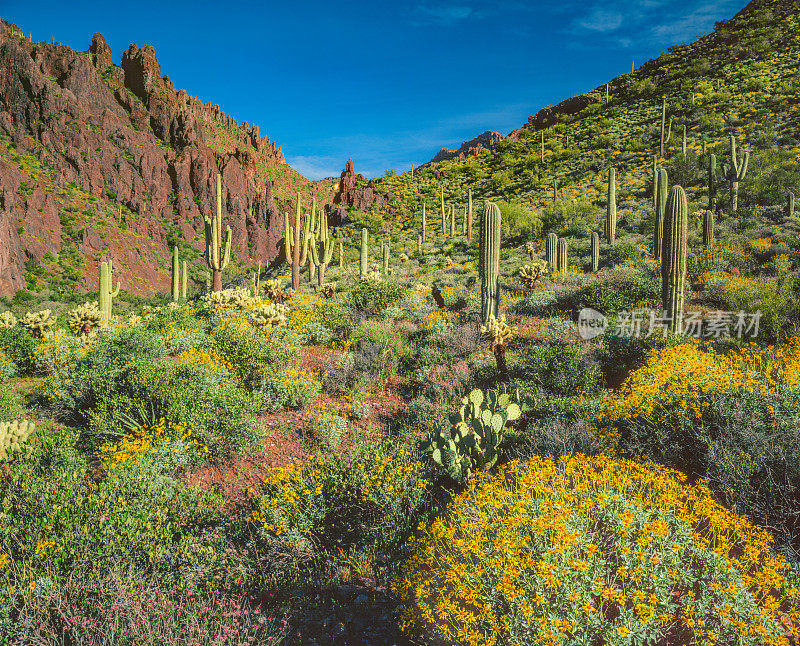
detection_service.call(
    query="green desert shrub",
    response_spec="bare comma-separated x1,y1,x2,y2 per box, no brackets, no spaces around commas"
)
496,200,542,239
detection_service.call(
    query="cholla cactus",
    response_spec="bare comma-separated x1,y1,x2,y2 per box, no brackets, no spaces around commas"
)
481,313,517,382
68,302,102,338
481,314,517,351
201,288,256,311
0,419,34,461
0,312,17,328
399,252,409,263
249,302,287,329
263,279,284,302
320,282,337,298
20,310,55,338
363,270,384,282
518,262,548,291
126,315,142,327
525,241,537,260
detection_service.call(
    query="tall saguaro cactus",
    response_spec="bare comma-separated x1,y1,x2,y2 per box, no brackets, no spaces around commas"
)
171,245,181,302
441,185,446,235
661,185,688,334
654,168,668,260
450,204,456,237
309,210,334,286
556,238,568,273
292,196,301,290
606,167,616,244
723,135,749,212
360,228,368,278
702,210,715,248
479,202,501,323
205,173,232,292
422,202,427,241
660,96,667,157
707,154,717,211
382,242,390,275
652,155,659,208
99,259,120,321
590,231,600,272
467,190,473,243
181,260,187,300
546,232,558,272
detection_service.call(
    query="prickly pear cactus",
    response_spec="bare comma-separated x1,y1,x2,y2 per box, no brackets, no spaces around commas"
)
418,387,522,483
20,310,55,339
68,302,103,338
0,419,34,461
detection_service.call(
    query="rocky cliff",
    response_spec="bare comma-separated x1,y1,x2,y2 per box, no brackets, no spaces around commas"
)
421,130,503,168
0,20,329,297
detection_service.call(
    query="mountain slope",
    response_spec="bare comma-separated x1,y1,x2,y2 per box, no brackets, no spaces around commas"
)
371,0,800,228
0,21,335,297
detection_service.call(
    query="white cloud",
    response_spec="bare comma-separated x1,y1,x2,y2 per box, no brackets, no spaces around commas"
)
576,9,624,32
412,3,474,25
285,155,341,181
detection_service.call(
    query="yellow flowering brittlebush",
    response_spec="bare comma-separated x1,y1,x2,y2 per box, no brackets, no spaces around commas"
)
99,419,206,471
173,347,236,386
593,340,800,448
251,449,428,550
393,455,800,646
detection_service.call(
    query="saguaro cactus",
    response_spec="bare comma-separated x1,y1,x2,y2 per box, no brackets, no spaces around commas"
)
724,135,749,211
787,191,795,219
661,185,688,334
309,210,334,286
479,202,501,323
450,204,456,237
660,96,667,157
292,196,301,290
654,168,668,260
338,240,344,273
382,242,390,275
703,210,715,249
556,238,568,273
707,154,717,211
467,190,473,243
606,167,616,244
441,185,446,235
422,202,427,241
360,228,368,278
171,245,181,302
652,155,659,208
181,260,187,300
546,232,558,271
205,173,232,292
590,231,600,272
98,259,120,321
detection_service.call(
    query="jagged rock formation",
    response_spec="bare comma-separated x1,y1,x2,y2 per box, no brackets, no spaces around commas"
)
421,131,503,168
328,159,393,226
0,21,300,297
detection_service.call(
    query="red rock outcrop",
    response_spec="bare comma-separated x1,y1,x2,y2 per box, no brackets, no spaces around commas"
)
328,158,393,226
420,130,503,168
0,19,290,296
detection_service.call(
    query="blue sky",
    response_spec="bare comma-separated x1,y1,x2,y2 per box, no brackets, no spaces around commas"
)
2,0,748,179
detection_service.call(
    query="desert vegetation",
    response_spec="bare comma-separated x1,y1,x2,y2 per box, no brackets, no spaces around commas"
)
1,0,800,644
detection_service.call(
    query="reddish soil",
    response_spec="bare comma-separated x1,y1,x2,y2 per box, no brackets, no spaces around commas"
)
185,347,410,508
